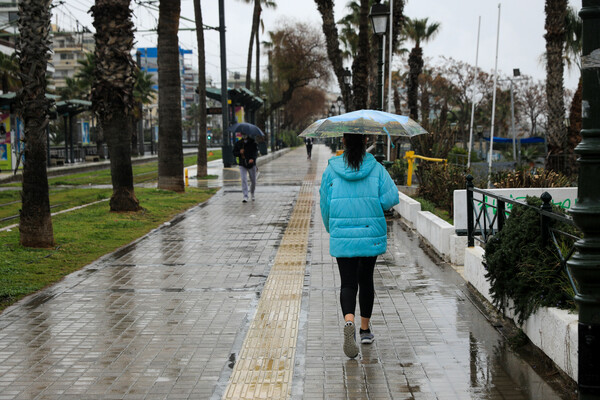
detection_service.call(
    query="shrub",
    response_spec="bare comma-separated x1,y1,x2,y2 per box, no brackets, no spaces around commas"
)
483,196,577,324
491,167,575,188
448,146,480,165
416,163,465,215
388,158,407,185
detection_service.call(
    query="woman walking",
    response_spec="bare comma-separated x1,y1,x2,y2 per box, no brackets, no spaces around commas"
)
319,133,399,358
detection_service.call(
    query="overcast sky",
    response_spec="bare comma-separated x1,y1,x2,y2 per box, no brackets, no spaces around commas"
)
59,0,581,91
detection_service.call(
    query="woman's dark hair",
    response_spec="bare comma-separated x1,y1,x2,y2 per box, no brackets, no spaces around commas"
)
343,133,366,171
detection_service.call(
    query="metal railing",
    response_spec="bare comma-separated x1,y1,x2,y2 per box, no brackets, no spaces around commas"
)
466,174,581,297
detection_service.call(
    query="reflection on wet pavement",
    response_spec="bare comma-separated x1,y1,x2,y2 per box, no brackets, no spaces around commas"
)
0,145,568,399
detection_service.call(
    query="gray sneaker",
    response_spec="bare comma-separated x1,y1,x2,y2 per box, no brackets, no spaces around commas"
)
343,322,359,358
360,330,374,344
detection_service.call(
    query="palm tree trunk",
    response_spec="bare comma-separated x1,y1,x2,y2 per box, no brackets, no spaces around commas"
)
255,21,260,95
314,0,351,110
246,0,261,89
91,0,140,212
194,0,207,177
351,0,370,110
17,0,54,247
407,46,423,121
544,0,567,171
158,0,184,191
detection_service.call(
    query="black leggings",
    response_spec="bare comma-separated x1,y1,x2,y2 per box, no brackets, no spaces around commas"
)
336,256,377,318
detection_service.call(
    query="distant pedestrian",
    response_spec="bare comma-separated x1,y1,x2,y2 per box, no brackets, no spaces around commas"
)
305,138,313,159
233,133,258,202
319,133,399,358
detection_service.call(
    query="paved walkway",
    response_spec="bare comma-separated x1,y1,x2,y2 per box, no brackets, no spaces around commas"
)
0,146,564,399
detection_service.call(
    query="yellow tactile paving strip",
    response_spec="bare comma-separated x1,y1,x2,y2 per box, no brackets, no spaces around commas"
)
223,172,315,400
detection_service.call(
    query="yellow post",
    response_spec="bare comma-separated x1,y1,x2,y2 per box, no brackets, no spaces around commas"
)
185,168,189,187
404,151,415,186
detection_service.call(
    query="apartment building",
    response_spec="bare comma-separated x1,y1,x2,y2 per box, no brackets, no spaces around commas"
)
52,28,94,90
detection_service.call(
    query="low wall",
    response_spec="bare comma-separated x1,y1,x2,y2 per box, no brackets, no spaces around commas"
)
395,190,578,383
256,148,292,166
393,191,464,264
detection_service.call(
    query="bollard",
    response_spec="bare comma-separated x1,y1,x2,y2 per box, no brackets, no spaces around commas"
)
404,151,415,186
185,168,189,187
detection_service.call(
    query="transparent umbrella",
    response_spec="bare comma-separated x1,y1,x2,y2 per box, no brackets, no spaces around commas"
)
299,109,428,139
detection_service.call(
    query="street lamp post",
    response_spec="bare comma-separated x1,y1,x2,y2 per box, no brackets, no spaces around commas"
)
369,1,389,164
343,67,352,111
218,0,233,167
499,68,527,163
569,3,600,399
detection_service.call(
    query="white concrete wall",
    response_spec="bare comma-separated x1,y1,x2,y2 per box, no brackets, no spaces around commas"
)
395,191,421,228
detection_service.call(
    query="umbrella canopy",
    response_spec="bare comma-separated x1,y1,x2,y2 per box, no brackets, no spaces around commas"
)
227,122,265,137
299,109,428,138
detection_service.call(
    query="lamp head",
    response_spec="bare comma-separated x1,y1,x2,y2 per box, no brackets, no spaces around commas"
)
369,2,390,36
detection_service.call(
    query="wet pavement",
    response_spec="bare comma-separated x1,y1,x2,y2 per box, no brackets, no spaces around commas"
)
0,145,567,399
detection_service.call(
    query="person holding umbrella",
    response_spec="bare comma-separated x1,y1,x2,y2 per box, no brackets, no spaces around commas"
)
319,133,399,358
233,131,258,202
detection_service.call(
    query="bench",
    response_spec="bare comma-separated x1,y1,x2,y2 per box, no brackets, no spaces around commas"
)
85,155,100,162
49,158,64,166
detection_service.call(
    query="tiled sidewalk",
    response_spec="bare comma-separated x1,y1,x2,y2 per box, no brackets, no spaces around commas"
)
0,145,563,400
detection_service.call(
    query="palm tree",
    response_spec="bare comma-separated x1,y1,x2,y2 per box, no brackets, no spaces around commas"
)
132,67,156,156
157,0,184,192
193,0,208,177
314,0,352,110
91,0,140,211
564,5,582,175
16,0,54,247
240,0,276,93
57,77,87,100
75,52,95,93
0,52,20,94
337,1,361,61
544,0,568,171
403,17,440,121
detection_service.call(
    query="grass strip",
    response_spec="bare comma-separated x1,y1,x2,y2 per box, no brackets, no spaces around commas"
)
0,151,222,188
0,187,217,312
0,188,112,227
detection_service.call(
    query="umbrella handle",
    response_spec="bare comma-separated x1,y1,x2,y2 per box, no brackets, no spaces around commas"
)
383,127,395,148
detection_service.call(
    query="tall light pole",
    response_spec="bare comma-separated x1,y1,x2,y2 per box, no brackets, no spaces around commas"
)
369,1,389,164
218,0,232,167
569,2,600,398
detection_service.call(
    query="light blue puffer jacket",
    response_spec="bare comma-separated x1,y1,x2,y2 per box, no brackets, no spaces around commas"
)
319,153,399,258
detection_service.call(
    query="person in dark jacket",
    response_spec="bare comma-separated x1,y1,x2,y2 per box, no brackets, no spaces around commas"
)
305,138,313,159
233,133,258,202
320,133,399,358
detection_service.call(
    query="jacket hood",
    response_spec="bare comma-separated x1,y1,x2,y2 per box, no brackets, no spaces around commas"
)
329,152,377,181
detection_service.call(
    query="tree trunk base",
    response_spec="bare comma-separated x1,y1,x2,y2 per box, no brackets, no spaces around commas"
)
158,176,185,193
19,214,54,248
110,188,141,212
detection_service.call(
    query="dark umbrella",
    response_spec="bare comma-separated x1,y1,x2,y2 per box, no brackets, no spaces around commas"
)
227,122,265,138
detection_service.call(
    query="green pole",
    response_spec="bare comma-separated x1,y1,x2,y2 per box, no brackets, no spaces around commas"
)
568,2,600,398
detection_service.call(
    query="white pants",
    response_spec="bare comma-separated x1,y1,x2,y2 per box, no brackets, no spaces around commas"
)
239,165,257,199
